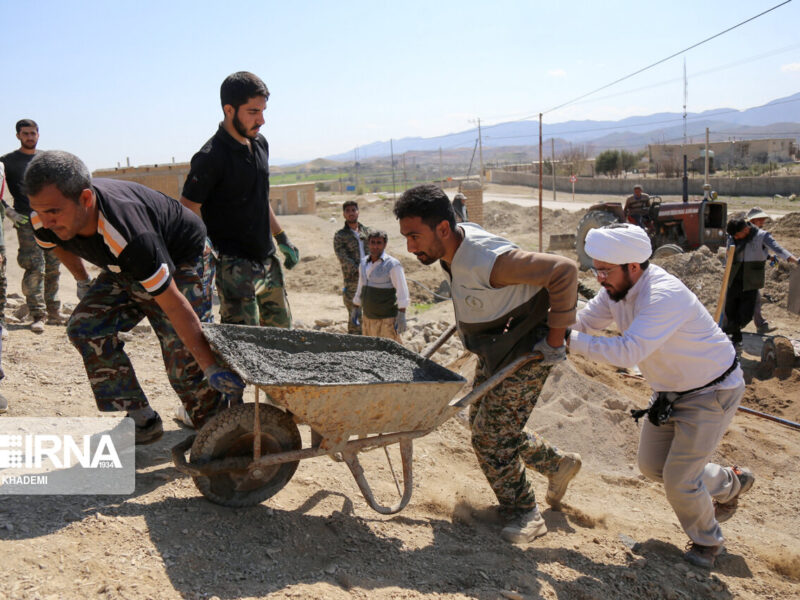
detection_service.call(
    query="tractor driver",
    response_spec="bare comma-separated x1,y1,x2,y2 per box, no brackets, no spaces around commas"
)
624,185,650,228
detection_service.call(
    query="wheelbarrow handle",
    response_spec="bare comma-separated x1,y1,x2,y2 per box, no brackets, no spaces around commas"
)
448,353,542,413
421,323,458,359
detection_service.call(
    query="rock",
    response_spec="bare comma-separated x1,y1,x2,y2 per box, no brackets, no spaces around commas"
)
501,591,524,600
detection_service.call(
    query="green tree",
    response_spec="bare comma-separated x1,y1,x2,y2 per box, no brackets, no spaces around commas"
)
595,150,620,177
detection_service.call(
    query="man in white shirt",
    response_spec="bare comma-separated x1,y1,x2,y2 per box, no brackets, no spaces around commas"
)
568,223,753,569
353,230,409,343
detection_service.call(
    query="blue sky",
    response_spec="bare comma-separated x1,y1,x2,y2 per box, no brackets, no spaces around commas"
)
1,0,798,169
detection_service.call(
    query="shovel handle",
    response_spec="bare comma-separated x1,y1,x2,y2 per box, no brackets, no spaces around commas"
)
714,245,736,324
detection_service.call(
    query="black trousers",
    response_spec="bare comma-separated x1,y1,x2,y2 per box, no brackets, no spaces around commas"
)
724,285,757,343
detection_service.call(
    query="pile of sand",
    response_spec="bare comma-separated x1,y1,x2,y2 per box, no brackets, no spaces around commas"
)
654,245,726,311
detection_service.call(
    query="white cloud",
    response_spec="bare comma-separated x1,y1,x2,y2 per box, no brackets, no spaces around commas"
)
781,63,800,72
547,69,566,77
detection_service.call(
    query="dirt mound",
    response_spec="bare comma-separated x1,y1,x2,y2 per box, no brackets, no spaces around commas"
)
653,245,725,311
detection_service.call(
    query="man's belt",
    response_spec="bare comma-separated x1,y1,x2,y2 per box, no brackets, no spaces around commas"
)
631,357,739,426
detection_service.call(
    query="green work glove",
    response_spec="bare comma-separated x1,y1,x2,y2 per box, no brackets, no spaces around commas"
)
274,230,299,270
5,207,29,226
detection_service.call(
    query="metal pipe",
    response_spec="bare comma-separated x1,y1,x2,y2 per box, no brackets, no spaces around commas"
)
738,406,800,430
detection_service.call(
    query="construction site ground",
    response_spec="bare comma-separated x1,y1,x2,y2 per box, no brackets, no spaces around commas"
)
0,185,798,599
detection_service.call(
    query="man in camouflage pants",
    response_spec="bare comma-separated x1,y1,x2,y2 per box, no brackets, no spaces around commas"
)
26,150,243,445
395,184,582,544
181,71,298,328
1,119,62,332
334,199,369,334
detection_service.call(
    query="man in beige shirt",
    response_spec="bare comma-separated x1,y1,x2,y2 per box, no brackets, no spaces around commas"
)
394,184,582,544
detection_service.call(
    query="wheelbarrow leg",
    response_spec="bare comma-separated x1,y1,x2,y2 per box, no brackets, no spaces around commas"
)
341,438,414,515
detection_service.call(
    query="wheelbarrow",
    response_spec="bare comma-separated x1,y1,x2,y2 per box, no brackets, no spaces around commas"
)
172,323,539,514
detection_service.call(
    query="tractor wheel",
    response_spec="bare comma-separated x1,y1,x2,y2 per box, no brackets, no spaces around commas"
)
652,244,684,259
758,336,796,380
190,403,301,507
576,210,619,269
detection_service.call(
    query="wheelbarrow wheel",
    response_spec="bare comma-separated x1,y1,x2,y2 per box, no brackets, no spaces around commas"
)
759,336,796,380
190,403,301,507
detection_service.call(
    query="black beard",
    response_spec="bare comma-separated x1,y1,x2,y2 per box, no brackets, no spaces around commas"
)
233,113,256,139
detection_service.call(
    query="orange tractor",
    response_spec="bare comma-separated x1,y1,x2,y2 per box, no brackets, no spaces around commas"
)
575,196,728,269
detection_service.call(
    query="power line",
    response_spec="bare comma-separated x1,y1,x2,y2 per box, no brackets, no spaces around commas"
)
501,1,792,121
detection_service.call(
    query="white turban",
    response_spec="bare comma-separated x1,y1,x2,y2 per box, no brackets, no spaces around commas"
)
585,223,652,265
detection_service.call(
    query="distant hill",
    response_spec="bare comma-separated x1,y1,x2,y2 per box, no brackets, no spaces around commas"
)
321,92,800,162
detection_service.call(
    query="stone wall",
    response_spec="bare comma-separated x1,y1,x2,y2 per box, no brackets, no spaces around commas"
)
488,169,800,197
92,163,316,214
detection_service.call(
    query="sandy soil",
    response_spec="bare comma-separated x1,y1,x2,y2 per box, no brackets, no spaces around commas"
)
0,195,798,600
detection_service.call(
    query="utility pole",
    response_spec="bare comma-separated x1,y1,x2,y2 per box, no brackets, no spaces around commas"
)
477,117,484,187
439,146,443,189
402,153,407,192
551,138,556,202
704,127,710,190
538,114,543,252
354,147,359,193
682,58,689,203
390,139,397,201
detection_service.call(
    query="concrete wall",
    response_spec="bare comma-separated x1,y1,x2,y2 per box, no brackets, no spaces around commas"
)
94,163,188,199
649,138,796,166
92,163,316,214
270,183,316,215
488,169,800,197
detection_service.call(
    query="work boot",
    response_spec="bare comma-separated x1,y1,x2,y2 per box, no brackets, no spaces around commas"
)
46,307,67,325
684,541,724,569
756,322,777,335
501,507,547,543
132,412,164,445
546,452,582,507
715,466,755,523
0,392,7,414
30,318,45,334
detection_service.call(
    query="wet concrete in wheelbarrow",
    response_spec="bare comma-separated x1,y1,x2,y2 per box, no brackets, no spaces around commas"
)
203,323,464,386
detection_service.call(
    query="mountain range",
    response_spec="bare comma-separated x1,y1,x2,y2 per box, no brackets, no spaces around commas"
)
322,92,800,164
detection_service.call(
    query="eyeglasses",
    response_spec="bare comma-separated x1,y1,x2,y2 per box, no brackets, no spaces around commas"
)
590,265,624,280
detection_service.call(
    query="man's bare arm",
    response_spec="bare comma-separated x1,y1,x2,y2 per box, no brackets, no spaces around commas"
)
180,196,202,218
53,247,90,280
153,281,216,370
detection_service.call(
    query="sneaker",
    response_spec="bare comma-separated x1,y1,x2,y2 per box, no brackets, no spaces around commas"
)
501,507,548,543
546,452,582,507
756,323,777,335
1,327,7,341
30,319,45,334
715,466,755,523
132,412,164,445
0,392,7,413
173,404,195,429
684,541,724,568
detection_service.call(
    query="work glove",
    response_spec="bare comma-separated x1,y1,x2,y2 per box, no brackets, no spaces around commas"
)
204,364,246,396
5,207,29,226
394,311,407,334
274,231,299,270
76,277,94,301
532,337,567,365
350,306,361,327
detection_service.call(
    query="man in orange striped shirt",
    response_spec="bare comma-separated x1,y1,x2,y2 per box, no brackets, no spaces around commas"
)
25,150,241,445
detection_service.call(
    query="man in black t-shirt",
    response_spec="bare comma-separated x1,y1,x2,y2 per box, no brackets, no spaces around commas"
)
25,150,244,444
181,71,299,327
0,119,62,332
